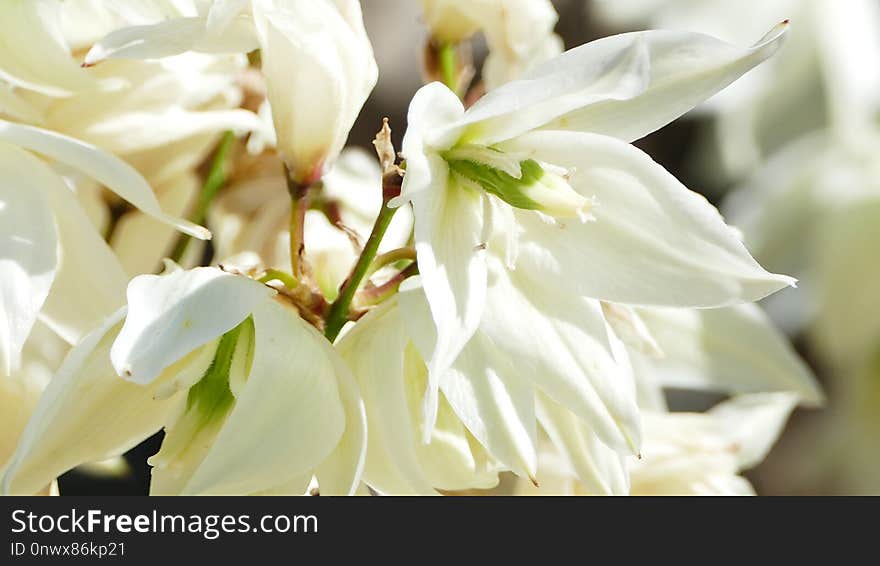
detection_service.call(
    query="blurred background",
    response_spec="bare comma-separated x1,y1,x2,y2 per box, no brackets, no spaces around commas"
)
59,0,880,495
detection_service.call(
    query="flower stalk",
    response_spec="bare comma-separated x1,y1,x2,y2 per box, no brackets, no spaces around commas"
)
324,171,403,342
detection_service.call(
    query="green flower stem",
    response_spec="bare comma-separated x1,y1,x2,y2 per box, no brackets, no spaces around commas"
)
168,130,236,264
438,41,458,93
324,197,399,342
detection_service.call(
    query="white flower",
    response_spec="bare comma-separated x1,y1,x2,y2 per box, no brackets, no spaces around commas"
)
0,120,208,375
343,279,820,492
83,0,378,184
2,265,366,495
517,393,799,496
396,25,795,441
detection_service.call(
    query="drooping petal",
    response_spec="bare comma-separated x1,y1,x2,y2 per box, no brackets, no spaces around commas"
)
1,308,180,495
0,142,57,375
480,258,642,454
0,120,210,239
441,334,538,481
400,285,537,480
340,298,496,494
535,392,629,495
410,174,487,436
181,299,347,495
503,131,795,307
110,267,275,384
633,304,823,405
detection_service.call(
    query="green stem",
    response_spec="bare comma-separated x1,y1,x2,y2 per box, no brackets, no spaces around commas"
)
168,131,235,264
438,41,458,93
324,200,398,342
366,246,416,278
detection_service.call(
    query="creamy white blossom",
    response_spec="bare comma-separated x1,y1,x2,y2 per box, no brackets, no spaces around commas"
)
0,121,208,375
395,25,796,447
516,393,799,495
2,265,366,495
83,0,378,184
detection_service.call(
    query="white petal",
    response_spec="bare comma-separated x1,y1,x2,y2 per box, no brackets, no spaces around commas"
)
110,267,275,384
315,337,367,496
0,0,98,95
0,142,57,375
410,175,487,438
181,299,346,495
634,304,823,405
455,33,650,144
1,308,178,494
503,131,794,307
337,299,437,495
0,120,210,239
537,23,789,143
535,392,629,495
400,285,537,479
36,172,127,346
441,334,538,480
708,393,798,470
83,16,258,65
481,259,642,454
395,82,465,205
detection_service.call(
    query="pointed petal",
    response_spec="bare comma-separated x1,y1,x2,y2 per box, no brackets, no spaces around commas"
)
441,333,538,480
481,260,641,454
2,308,178,494
708,392,797,470
0,142,57,375
535,392,629,495
635,304,823,405
503,131,794,307
110,267,275,384
0,120,210,239
456,33,650,144
181,299,346,495
410,175,487,438
538,23,789,143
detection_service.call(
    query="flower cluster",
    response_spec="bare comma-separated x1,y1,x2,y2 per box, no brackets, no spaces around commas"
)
1,0,822,495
